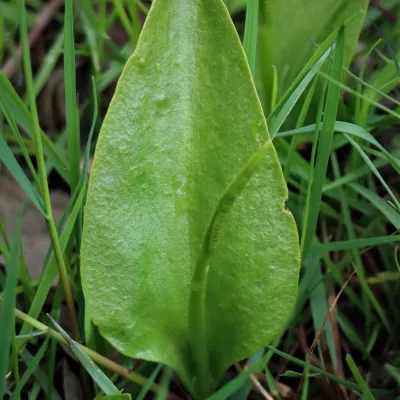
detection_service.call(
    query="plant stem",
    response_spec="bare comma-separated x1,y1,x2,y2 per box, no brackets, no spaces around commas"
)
189,250,211,398
189,141,273,398
13,308,181,400
19,0,81,342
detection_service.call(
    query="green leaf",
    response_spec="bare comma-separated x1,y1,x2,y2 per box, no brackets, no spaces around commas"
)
98,395,131,400
81,0,300,398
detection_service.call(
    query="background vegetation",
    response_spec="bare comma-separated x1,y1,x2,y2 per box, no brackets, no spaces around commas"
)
0,0,399,398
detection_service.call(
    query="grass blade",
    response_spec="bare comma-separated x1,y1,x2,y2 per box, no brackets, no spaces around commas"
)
314,235,400,253
48,315,121,396
243,0,259,76
301,27,345,258
345,134,400,210
350,183,400,230
18,183,87,340
19,0,80,341
64,0,80,193
137,364,163,400
11,338,49,399
346,354,374,400
0,133,45,216
269,48,330,138
0,73,69,184
0,211,22,398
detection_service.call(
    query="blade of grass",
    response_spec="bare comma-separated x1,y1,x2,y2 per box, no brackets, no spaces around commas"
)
33,29,64,96
0,216,10,249
270,65,278,113
277,121,400,172
136,364,163,400
300,357,311,400
11,337,50,399
0,90,40,187
385,364,400,384
19,0,80,341
313,234,400,253
64,0,80,193
266,345,390,396
29,383,41,400
299,59,329,258
0,211,22,399
126,0,141,43
0,133,45,215
269,48,330,138
349,183,400,230
243,0,259,76
48,315,121,395
309,263,337,371
10,324,20,400
284,77,317,180
20,349,62,400
331,154,391,333
11,308,180,399
82,78,98,348
267,24,339,122
155,367,173,400
18,181,87,341
345,134,400,210
346,354,374,400
76,0,100,72
0,72,70,184
336,314,370,358
317,70,400,120
301,27,345,259
47,280,64,400
112,0,133,39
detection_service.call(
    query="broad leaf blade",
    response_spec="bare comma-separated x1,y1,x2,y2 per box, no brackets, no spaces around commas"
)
82,0,300,397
